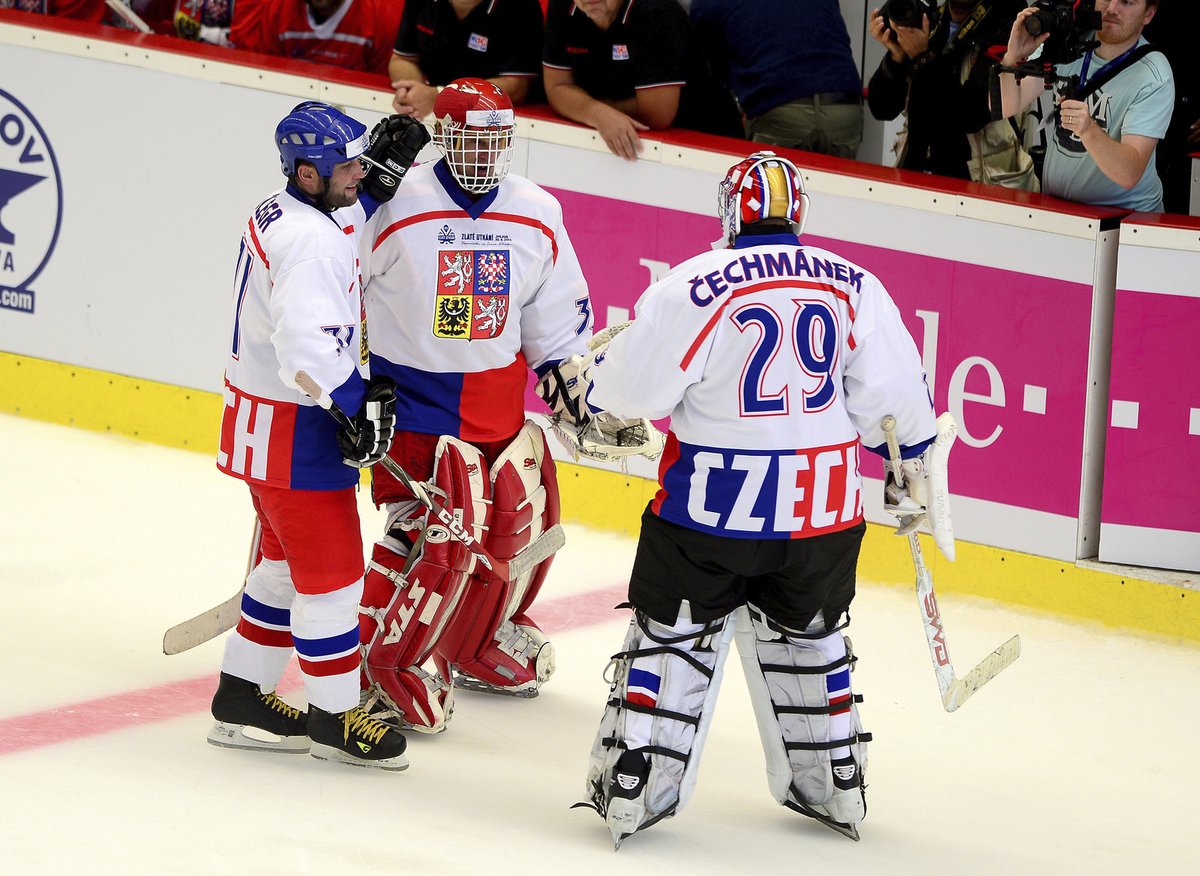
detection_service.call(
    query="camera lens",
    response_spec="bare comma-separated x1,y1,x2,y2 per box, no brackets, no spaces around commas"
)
1023,10,1053,37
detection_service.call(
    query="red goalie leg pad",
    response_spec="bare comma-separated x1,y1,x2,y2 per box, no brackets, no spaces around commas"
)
434,422,560,691
359,438,489,730
450,614,556,693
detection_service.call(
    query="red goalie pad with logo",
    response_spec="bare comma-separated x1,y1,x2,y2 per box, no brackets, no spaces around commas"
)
434,421,560,690
359,437,488,730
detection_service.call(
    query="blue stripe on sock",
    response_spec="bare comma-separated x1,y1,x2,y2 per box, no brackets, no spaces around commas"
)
241,593,290,627
292,627,360,658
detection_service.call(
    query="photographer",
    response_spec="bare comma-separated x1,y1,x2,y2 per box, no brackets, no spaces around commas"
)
868,0,1036,188
995,0,1174,211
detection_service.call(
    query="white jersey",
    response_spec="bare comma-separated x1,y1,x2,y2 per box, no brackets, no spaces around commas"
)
217,185,369,490
361,159,591,444
589,233,936,540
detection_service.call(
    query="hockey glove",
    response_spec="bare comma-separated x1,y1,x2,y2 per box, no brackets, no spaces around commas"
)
359,115,431,202
537,359,590,431
883,413,957,561
337,377,397,468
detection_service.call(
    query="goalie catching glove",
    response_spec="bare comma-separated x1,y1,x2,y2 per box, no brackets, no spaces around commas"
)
537,322,665,463
359,115,431,202
884,412,957,561
337,377,397,468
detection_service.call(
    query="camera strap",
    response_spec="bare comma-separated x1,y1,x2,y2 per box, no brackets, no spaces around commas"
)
942,0,995,55
1072,44,1160,100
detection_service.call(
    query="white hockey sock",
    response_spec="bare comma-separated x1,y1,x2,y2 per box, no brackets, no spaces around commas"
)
221,557,294,690
292,580,365,713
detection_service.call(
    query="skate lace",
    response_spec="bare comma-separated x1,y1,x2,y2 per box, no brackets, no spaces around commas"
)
259,691,302,721
342,708,390,745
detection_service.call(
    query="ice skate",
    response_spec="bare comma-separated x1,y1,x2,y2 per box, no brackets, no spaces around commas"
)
207,672,309,754
307,705,409,771
449,619,555,698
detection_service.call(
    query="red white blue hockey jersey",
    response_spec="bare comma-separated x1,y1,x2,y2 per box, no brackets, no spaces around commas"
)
588,232,936,540
361,159,592,443
217,185,370,491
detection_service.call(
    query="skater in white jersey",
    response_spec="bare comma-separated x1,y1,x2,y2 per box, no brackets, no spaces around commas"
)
208,101,427,770
569,151,958,844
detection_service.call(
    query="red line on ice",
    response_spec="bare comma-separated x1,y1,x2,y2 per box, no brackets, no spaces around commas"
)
0,583,629,756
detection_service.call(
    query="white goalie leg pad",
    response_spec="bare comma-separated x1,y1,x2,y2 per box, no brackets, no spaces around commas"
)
581,601,736,844
736,604,870,829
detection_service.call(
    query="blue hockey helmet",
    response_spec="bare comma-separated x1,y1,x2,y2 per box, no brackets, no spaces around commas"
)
275,102,369,178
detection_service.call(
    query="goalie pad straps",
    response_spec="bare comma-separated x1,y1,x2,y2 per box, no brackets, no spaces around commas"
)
736,603,870,828
359,437,488,731
581,602,736,845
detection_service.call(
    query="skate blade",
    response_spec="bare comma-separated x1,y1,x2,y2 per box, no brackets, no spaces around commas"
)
207,721,309,754
784,799,862,842
309,743,410,771
453,673,539,698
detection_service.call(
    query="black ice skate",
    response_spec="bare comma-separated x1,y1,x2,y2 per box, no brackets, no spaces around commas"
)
207,672,309,754
307,705,409,771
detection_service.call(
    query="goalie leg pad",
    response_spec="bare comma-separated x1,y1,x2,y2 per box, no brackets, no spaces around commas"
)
736,603,870,834
581,601,736,847
436,422,561,694
359,437,488,732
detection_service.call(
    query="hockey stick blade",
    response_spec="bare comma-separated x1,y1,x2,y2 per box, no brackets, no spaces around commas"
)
941,634,1021,713
881,414,1021,712
162,590,242,655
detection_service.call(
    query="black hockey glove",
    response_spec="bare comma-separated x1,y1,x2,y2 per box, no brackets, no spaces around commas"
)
359,115,431,202
337,377,397,468
536,360,591,431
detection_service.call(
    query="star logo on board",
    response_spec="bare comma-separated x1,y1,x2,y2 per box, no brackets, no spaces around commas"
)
0,89,63,316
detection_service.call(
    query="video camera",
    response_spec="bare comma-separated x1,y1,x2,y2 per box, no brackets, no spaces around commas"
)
1005,0,1102,88
879,0,939,31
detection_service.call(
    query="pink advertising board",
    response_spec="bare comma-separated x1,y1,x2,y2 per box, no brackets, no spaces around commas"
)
545,187,1094,521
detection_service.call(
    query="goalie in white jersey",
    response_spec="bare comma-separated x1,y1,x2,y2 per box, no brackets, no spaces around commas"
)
208,101,428,770
568,152,957,845
356,78,595,733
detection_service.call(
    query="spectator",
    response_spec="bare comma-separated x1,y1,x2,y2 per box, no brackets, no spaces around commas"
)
997,0,1172,211
0,0,106,23
542,0,742,161
869,0,1037,189
690,0,863,160
389,0,544,119
230,0,403,74
1144,1,1198,213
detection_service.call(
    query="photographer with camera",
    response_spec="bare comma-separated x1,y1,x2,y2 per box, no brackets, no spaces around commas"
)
867,0,1036,188
995,0,1174,211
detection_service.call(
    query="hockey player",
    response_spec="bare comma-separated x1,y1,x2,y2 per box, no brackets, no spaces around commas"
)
208,102,427,770
569,151,956,844
356,78,596,734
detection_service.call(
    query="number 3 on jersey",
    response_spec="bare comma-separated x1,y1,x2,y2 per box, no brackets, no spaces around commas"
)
731,298,839,416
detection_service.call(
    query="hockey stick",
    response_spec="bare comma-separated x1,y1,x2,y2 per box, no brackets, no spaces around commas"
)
162,520,262,655
103,0,153,32
295,370,565,582
881,415,1020,712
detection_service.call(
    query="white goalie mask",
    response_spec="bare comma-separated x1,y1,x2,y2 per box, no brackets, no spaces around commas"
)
432,78,516,195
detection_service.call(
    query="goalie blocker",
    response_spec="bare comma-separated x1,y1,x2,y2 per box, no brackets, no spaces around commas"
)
361,421,562,731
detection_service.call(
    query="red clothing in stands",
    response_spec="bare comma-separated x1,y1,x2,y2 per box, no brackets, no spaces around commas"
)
231,0,403,73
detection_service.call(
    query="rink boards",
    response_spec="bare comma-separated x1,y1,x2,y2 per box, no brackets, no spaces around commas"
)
0,13,1196,637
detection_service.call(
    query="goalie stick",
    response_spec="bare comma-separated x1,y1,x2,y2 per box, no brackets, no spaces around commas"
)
881,415,1020,712
162,520,261,655
294,370,566,584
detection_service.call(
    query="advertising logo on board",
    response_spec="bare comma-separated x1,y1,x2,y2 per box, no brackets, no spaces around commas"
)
0,90,63,316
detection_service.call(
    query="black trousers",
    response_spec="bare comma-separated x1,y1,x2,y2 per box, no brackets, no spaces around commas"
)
628,507,866,632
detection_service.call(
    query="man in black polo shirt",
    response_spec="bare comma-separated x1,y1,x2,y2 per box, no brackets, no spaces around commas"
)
391,0,545,119
543,0,742,160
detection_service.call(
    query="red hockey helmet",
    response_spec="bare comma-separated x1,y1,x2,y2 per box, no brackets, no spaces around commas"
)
432,78,516,194
717,151,810,246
